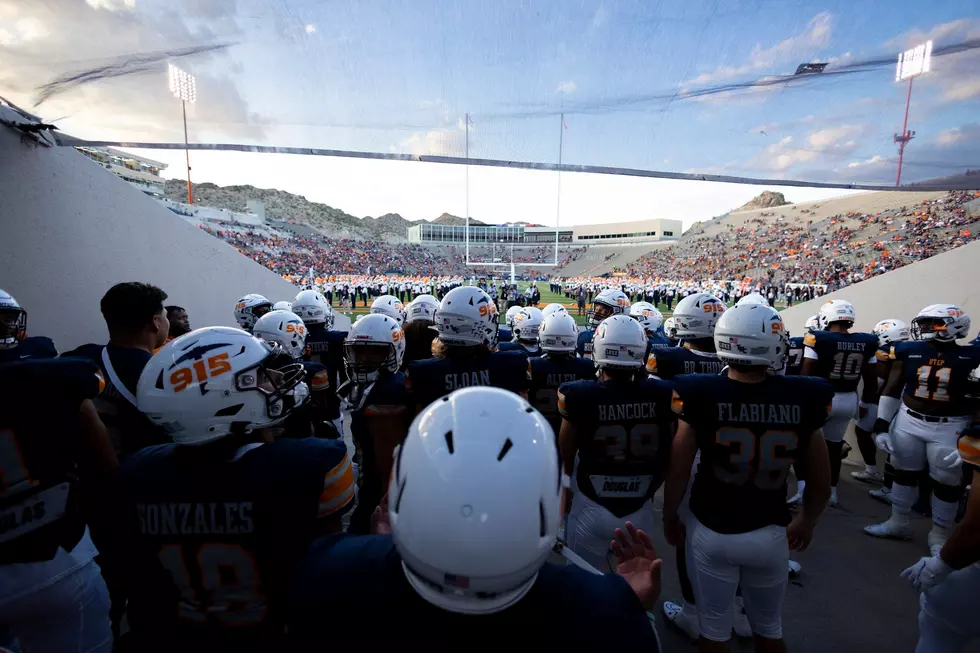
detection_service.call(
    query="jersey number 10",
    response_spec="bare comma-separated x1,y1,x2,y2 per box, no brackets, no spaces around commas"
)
829,352,863,381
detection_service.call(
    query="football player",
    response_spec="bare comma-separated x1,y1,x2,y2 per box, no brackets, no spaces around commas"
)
527,313,595,435
339,314,410,534
0,288,57,363
785,315,819,377
800,299,878,507
371,294,406,325
405,286,528,413
500,307,544,357
233,293,273,333
663,304,833,652
663,317,679,346
577,288,631,359
558,315,675,572
500,305,523,344
292,290,348,434
646,293,726,381
287,387,662,647
404,294,439,323
114,327,353,650
630,301,672,352
866,304,980,555
272,301,292,312
542,302,569,318
734,292,768,307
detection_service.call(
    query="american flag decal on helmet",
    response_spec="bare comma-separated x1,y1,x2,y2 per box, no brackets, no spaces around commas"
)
444,573,470,589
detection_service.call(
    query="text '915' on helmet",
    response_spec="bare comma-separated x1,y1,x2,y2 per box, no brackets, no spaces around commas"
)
587,289,631,329
672,293,725,340
431,286,499,349
714,303,788,372
344,313,406,384
629,301,663,336
591,315,648,370
0,288,27,350
539,313,578,353
505,306,524,329
911,304,970,341
252,310,308,360
292,290,334,329
233,294,273,331
872,319,910,348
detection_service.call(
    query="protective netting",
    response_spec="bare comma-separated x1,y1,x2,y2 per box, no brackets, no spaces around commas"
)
2,0,979,189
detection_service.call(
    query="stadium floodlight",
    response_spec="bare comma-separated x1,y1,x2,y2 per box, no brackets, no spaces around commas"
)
168,64,196,204
893,41,932,187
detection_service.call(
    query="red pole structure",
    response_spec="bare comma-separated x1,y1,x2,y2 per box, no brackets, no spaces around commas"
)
894,76,914,187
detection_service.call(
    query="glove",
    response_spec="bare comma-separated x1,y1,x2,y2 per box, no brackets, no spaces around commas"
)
901,556,953,592
872,418,891,435
875,433,896,455
943,449,963,469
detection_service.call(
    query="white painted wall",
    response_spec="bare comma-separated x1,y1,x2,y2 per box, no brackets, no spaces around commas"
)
779,239,980,340
0,126,349,351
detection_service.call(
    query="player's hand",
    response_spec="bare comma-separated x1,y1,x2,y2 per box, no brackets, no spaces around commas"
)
943,449,963,469
786,514,815,551
612,522,663,611
872,418,891,435
875,433,896,455
901,556,953,592
663,515,685,548
371,493,391,535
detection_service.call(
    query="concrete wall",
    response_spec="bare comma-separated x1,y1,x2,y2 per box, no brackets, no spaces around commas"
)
779,239,980,340
0,125,349,351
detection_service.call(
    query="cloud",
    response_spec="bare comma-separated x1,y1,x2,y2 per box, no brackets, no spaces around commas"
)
748,124,870,172
399,129,464,156
592,5,608,29
847,155,886,169
885,18,980,51
556,80,577,94
85,0,136,10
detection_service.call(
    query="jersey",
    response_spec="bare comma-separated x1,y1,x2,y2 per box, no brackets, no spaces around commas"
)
673,374,834,534
802,330,878,393
527,355,595,433
785,336,805,376
280,360,333,438
303,327,348,422
113,437,354,643
558,378,675,517
576,328,595,359
646,345,723,380
288,534,659,648
0,336,57,363
889,341,980,416
499,341,544,358
0,358,102,563
406,350,529,411
647,334,673,352
498,326,513,343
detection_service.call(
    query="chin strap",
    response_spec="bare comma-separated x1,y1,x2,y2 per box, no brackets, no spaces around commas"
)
337,380,375,412
553,538,603,575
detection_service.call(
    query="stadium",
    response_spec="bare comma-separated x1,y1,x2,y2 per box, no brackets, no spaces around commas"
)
2,1,980,651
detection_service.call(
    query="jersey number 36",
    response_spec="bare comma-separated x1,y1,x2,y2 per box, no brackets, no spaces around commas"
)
714,428,799,490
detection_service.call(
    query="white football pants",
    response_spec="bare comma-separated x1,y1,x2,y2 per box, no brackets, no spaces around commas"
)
889,405,970,486
565,476,655,573
916,563,980,653
824,391,857,443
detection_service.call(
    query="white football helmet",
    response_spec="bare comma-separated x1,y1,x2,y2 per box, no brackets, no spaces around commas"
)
541,303,568,318
538,313,578,353
587,288,631,328
234,294,273,331
432,286,499,349
137,327,309,446
389,387,559,615
406,294,439,323
0,288,27,350
292,290,334,329
372,295,406,325
911,304,971,342
252,310,308,360
272,301,292,312
873,319,910,348
505,306,524,329
591,315,648,370
735,292,768,307
514,307,543,344
344,313,406,384
818,299,856,330
629,301,664,337
672,293,725,340
663,317,678,340
805,314,820,333
714,304,788,371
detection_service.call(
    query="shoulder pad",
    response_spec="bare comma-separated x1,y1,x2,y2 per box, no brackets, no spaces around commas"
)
802,332,818,348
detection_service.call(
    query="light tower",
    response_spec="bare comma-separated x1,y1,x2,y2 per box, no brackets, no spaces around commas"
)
893,40,932,187
168,63,197,204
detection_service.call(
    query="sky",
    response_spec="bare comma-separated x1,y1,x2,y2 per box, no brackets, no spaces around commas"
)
1,0,978,229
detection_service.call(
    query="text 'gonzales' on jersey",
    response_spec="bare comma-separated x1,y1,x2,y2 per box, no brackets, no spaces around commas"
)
672,374,834,534
802,330,877,393
404,350,529,411
557,377,676,518
646,344,723,380
889,340,980,416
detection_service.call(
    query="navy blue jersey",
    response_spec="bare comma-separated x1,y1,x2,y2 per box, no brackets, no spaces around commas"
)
0,358,102,563
406,350,529,412
113,437,354,642
348,373,409,451
303,327,348,421
673,374,834,534
498,326,513,343
647,334,673,352
802,330,877,393
785,336,805,376
558,378,675,517
576,328,594,358
0,336,57,363
288,534,659,648
889,341,980,416
499,341,544,358
646,345,723,380
277,360,334,438
527,355,595,433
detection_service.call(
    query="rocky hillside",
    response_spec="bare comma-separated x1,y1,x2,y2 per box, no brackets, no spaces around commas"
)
733,190,791,212
432,212,486,226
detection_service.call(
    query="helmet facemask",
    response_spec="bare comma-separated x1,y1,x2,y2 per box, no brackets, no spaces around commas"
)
0,307,27,349
236,350,308,426
911,317,951,342
344,341,398,384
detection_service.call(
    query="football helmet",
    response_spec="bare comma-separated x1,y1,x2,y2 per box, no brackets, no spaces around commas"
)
805,314,820,333
873,319,910,348
539,313,578,353
390,386,559,615
818,299,856,330
253,310,308,360
292,290,334,329
591,315,648,370
505,306,523,329
514,307,543,343
542,303,568,318
372,295,406,325
137,327,308,446
714,304,788,371
911,304,971,342
406,294,439,323
629,301,664,337
735,292,768,307
344,313,405,384
233,294,273,331
587,288,631,328
672,293,725,340
272,300,292,312
431,286,499,349
663,317,678,340
0,288,27,350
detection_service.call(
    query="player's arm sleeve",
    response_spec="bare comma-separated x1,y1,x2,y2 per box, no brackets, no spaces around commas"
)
309,368,331,393
645,352,659,377
802,332,818,360
317,450,356,520
557,384,575,420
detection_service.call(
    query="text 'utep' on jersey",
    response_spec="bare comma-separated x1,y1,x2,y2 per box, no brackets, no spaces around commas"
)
405,350,529,411
303,327,348,421
785,336,805,376
889,340,980,416
558,378,676,518
527,356,595,433
673,374,834,534
646,345,723,380
802,330,877,393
